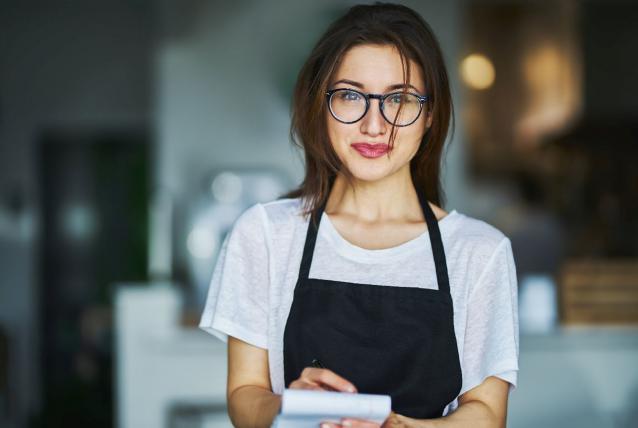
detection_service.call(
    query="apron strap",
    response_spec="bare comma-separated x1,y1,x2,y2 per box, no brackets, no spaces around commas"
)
416,189,451,295
298,199,325,282
298,189,451,295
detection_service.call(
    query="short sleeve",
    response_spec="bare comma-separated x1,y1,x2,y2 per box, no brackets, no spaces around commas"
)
198,203,270,349
461,237,520,396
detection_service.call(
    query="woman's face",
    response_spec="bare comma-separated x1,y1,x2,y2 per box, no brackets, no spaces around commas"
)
326,44,432,183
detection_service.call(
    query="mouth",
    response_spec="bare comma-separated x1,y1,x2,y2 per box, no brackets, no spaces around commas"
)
350,143,390,159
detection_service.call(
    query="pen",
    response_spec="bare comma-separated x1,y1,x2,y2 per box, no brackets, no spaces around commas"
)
311,358,357,393
311,358,325,369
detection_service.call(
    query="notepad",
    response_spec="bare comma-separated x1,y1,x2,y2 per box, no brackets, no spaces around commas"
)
272,389,392,428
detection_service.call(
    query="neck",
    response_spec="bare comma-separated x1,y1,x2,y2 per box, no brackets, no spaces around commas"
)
325,166,422,223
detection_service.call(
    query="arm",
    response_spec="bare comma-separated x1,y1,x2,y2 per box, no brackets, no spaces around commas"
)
227,336,281,428
323,376,509,428
393,236,518,428
227,337,357,428
386,376,510,428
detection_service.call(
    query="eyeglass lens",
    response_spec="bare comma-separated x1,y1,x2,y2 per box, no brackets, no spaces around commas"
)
329,89,422,126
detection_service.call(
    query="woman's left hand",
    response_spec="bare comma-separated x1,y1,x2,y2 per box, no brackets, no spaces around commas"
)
320,411,406,428
320,419,379,428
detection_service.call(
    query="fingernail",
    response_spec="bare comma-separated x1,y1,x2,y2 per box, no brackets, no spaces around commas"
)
320,424,329,428
342,420,352,427
348,386,356,393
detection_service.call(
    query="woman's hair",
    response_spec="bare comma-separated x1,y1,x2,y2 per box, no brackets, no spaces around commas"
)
281,2,454,223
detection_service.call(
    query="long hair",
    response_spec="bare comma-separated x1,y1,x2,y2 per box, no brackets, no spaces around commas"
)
281,2,454,225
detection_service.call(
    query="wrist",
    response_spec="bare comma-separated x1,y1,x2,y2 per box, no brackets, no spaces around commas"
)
229,386,281,428
395,413,434,428
260,391,282,427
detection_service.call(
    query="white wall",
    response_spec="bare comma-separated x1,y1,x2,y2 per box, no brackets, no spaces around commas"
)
0,2,154,426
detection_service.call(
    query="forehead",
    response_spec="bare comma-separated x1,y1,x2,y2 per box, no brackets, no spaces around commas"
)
332,44,424,91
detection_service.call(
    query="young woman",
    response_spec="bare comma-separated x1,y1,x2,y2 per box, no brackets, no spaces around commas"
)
200,3,519,427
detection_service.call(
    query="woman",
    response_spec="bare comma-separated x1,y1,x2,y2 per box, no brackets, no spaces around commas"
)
199,3,519,427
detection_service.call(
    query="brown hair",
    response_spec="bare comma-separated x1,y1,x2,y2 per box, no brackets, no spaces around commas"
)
281,2,454,224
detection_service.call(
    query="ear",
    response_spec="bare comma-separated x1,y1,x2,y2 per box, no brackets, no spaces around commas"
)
425,111,433,128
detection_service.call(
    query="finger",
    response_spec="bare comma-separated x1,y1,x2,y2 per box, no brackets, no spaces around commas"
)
288,379,324,391
320,422,341,428
381,411,397,427
341,418,381,428
302,367,357,393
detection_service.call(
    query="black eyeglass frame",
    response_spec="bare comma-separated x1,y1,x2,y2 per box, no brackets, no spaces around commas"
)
325,88,430,127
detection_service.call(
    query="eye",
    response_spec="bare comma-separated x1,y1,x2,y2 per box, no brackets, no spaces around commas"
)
388,93,413,104
338,90,362,102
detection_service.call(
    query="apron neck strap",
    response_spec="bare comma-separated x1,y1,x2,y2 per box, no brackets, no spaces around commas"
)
298,190,451,295
417,189,451,294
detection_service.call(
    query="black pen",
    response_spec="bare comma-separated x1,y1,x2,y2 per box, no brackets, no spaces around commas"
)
311,358,357,393
311,358,325,369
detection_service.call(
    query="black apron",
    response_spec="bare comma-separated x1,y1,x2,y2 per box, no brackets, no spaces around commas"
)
283,190,463,419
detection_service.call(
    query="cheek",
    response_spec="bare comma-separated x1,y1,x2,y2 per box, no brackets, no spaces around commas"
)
391,122,425,148
326,120,353,150
395,120,426,152
408,115,428,139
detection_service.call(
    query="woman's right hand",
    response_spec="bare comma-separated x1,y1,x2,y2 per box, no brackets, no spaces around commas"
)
288,367,358,393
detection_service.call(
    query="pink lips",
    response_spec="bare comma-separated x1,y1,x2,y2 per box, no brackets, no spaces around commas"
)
351,143,390,158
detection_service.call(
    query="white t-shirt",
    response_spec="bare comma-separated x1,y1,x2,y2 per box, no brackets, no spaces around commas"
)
199,197,519,416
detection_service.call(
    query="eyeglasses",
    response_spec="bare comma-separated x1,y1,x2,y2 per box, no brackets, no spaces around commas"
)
325,88,429,127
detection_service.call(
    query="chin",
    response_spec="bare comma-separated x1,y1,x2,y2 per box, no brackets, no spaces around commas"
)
342,160,398,183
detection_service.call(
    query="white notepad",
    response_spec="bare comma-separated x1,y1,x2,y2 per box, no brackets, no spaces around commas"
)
272,389,392,428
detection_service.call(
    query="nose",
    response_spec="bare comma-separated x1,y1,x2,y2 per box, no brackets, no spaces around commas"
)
359,98,387,137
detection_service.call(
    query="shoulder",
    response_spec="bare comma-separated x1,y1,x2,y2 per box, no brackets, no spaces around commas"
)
451,211,507,244
260,196,306,226
445,210,511,261
232,197,304,237
447,212,516,299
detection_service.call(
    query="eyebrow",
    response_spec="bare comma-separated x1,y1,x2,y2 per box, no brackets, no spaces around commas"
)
332,78,422,93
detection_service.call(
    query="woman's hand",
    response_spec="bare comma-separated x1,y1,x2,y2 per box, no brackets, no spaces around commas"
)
320,411,406,428
289,367,358,392
289,369,406,428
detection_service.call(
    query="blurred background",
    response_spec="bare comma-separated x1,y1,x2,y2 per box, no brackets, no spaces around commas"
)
0,0,636,427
